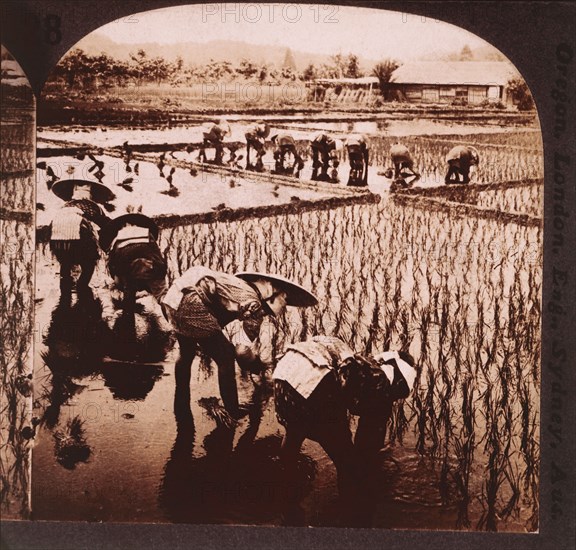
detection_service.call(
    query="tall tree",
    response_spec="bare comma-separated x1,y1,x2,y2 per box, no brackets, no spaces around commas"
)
236,59,259,79
129,49,148,87
372,59,400,100
283,48,297,71
302,63,318,81
345,54,362,78
329,53,346,78
460,45,473,61
506,77,535,111
56,48,89,88
258,64,269,83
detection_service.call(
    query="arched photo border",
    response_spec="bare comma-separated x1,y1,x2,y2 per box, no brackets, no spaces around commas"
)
1,1,574,549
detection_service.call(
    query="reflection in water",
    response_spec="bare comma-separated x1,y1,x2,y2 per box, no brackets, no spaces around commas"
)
159,373,316,525
41,288,107,426
106,307,173,363
39,289,107,468
43,287,108,373
100,362,164,401
39,289,169,469
234,375,273,454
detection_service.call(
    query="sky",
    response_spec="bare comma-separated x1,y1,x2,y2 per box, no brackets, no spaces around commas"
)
94,4,497,61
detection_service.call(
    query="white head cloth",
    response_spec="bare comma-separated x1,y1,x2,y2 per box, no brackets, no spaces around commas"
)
374,350,417,392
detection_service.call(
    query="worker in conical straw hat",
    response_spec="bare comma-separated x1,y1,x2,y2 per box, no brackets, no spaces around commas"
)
161,266,317,420
49,179,115,292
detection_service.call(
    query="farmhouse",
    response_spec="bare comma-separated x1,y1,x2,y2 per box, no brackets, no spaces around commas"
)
389,61,521,105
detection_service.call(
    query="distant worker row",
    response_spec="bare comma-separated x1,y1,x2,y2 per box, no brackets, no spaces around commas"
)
201,120,370,186
200,119,480,188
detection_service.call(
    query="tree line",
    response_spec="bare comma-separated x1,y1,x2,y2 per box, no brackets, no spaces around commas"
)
48,48,400,91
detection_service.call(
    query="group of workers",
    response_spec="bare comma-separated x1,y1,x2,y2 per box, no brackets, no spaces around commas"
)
200,118,480,188
47,177,418,518
201,119,370,186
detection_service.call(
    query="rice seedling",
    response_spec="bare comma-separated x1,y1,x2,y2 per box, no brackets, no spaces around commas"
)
197,397,236,429
53,416,91,469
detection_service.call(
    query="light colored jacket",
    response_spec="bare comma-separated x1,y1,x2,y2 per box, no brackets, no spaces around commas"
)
162,265,267,320
273,336,355,398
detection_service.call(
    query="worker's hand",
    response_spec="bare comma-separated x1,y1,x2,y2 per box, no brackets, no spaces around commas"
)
235,343,266,374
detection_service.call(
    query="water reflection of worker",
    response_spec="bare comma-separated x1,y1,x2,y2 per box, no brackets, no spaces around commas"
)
445,145,480,184
101,361,164,401
42,288,108,428
345,134,369,187
159,365,314,525
310,132,344,183
49,179,114,292
161,267,317,419
272,336,418,524
390,142,420,188
245,121,270,171
271,133,305,178
99,213,167,312
199,119,231,165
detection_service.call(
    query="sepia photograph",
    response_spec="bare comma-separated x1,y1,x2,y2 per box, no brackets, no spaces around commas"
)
2,0,569,544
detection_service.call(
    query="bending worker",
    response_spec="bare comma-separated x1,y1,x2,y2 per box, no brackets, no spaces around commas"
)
245,121,270,171
310,132,343,183
445,145,480,184
271,336,418,523
199,119,231,165
162,267,317,420
99,213,168,312
49,179,114,293
271,132,305,178
345,134,369,187
390,142,420,188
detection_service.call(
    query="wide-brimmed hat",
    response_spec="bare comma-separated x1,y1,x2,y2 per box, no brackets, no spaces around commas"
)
99,213,159,251
51,179,116,204
235,272,318,308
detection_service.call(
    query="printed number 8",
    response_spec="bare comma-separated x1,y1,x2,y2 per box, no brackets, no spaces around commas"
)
44,14,62,45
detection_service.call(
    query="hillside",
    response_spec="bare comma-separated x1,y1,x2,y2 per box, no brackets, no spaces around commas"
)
73,33,380,72
416,44,506,62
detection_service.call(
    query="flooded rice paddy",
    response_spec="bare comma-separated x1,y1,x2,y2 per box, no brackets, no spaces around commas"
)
32,124,542,529
35,119,543,229
25,117,543,530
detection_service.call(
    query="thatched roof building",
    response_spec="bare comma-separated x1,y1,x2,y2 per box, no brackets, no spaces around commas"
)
389,61,521,104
